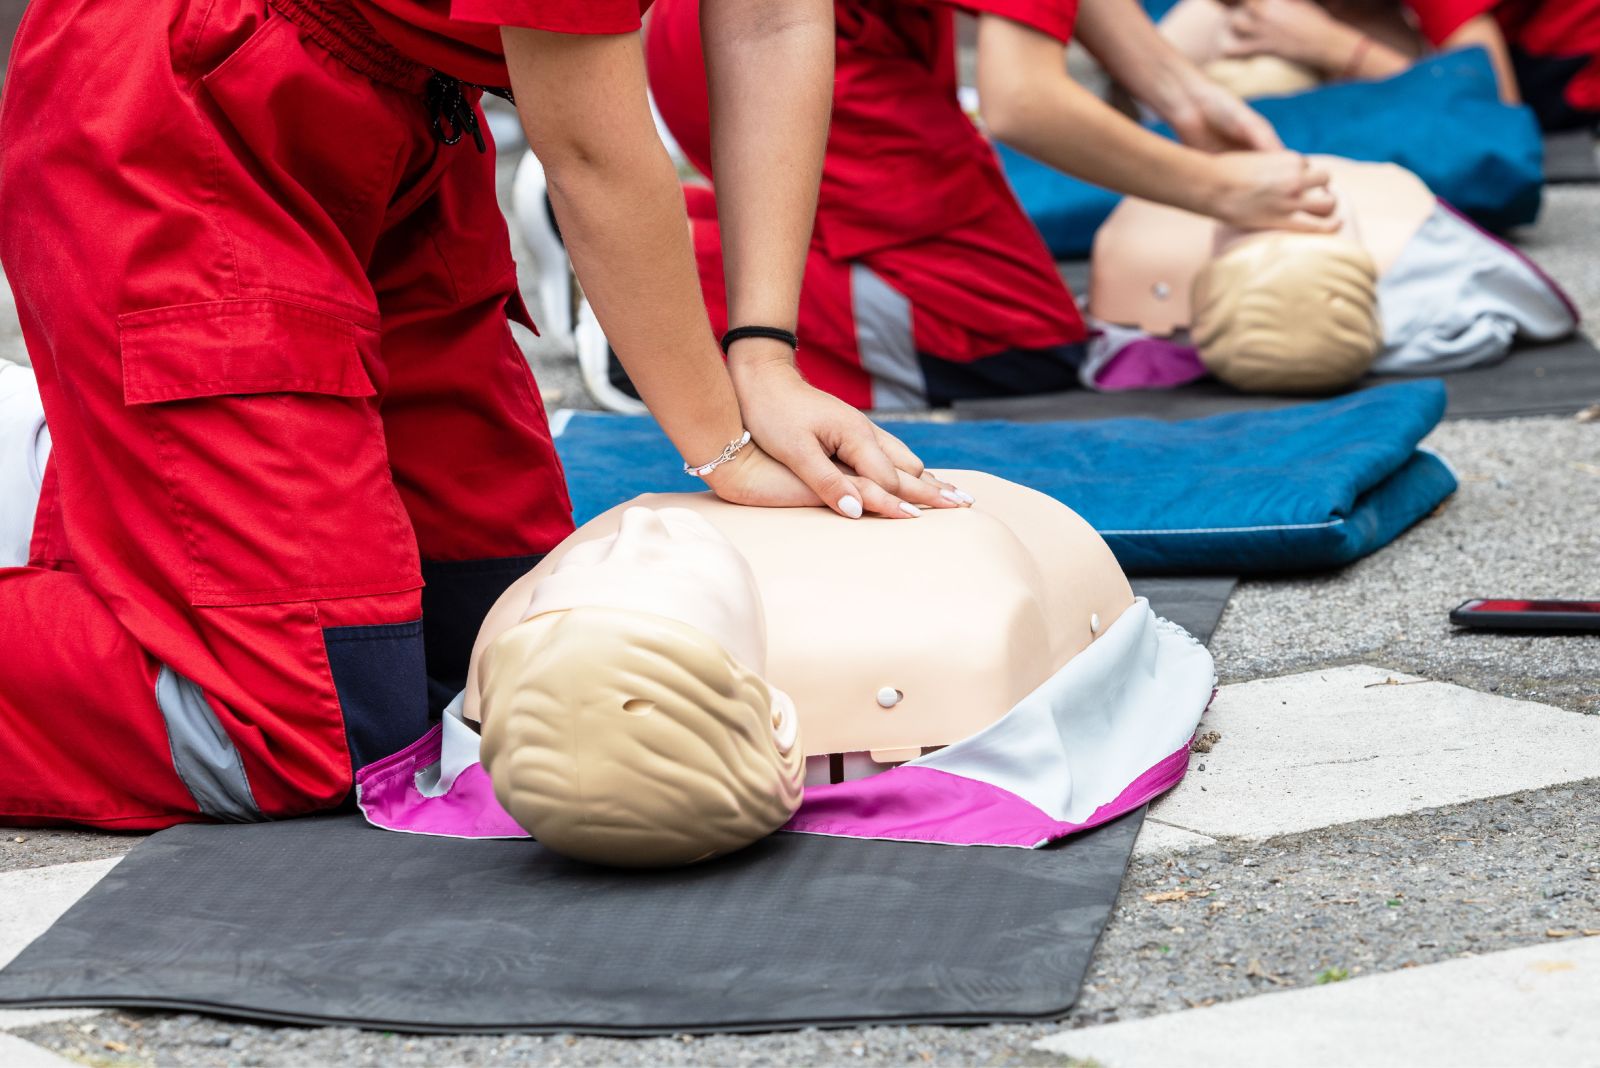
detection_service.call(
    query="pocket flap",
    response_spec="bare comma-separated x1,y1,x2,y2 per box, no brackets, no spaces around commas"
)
120,299,377,404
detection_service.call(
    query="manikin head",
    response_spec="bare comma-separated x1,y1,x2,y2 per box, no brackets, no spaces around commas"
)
477,507,803,868
1201,55,1320,99
1190,230,1383,394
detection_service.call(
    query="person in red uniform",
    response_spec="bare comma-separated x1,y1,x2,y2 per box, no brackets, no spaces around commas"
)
1221,0,1600,131
0,0,959,831
646,0,1338,410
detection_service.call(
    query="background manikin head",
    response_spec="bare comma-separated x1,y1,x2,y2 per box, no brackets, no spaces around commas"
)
476,507,803,868
1190,230,1383,394
1201,55,1320,99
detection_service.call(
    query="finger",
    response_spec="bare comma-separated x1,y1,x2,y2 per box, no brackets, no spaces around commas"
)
1239,110,1283,151
1279,209,1342,233
1296,185,1338,216
834,433,904,497
849,473,921,519
895,468,955,508
1296,158,1331,186
787,448,871,519
920,469,976,505
874,427,926,479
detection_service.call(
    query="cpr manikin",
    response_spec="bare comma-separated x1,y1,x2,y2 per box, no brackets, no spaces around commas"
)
1082,156,1576,393
381,472,1214,865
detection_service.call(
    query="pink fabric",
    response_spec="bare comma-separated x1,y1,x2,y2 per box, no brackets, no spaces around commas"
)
785,744,1193,847
356,724,1197,848
1093,337,1208,391
357,725,529,838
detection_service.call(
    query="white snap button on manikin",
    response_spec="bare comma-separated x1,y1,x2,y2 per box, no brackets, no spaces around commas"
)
876,687,903,709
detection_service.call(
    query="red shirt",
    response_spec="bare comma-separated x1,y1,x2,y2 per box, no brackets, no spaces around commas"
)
352,0,653,84
649,0,1086,362
1405,0,1600,110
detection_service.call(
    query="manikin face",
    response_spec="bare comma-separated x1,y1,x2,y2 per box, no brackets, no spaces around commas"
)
519,506,796,754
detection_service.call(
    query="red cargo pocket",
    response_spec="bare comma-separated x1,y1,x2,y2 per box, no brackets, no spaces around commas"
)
119,299,422,607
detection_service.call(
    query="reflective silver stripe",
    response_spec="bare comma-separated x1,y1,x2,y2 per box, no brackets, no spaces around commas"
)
155,665,261,822
851,264,926,411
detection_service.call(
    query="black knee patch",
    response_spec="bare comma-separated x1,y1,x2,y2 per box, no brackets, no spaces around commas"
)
420,555,547,715
323,619,429,774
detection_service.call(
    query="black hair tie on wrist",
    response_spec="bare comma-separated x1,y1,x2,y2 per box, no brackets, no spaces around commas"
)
720,325,799,354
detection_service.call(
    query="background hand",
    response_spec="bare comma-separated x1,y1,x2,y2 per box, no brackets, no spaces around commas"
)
1165,75,1283,152
1208,150,1339,232
1224,0,1342,69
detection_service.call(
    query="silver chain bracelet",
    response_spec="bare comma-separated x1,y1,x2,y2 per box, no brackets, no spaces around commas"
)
683,429,753,479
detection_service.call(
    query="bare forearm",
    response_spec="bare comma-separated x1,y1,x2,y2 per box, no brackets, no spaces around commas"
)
978,24,1223,212
1074,0,1205,116
700,0,833,371
1306,17,1411,79
503,27,739,464
1440,16,1519,103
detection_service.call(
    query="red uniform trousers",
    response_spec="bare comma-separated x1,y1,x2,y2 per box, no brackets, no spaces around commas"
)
0,0,573,829
647,0,1087,410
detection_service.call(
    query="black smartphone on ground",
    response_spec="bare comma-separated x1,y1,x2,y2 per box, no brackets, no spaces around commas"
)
1449,599,1600,633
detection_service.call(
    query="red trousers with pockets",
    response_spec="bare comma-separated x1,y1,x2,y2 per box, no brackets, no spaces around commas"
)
0,0,574,829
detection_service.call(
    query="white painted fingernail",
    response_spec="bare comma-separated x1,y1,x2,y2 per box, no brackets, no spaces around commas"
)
940,489,961,503
838,495,863,519
955,490,975,504
899,502,922,517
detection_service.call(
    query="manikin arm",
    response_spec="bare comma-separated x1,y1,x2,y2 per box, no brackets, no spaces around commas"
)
502,24,949,519
975,14,1337,232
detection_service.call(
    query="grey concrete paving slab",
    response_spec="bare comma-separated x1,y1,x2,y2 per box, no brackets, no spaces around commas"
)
1039,933,1600,1067
1132,820,1217,857
0,1032,76,1068
0,860,122,971
1150,664,1600,839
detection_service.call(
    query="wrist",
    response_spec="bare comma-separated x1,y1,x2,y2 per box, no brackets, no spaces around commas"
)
1189,153,1239,217
1315,22,1364,74
728,339,802,382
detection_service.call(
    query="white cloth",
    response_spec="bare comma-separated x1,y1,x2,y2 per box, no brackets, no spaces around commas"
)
912,598,1216,824
1373,204,1577,374
0,362,50,567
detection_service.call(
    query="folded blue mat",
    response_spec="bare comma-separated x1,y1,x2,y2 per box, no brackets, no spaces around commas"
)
1002,48,1544,259
554,381,1457,575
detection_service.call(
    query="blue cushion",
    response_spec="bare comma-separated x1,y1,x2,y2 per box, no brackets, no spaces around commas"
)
1002,48,1544,258
553,380,1457,575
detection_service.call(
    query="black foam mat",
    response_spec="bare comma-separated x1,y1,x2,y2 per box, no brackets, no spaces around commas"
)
954,334,1600,424
1545,130,1600,184
0,578,1234,1035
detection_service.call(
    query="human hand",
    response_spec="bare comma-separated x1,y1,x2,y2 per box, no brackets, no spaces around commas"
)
1163,72,1284,152
1223,0,1343,70
715,359,973,519
1206,150,1338,232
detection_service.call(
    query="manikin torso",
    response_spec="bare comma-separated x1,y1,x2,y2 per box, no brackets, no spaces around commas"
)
1089,157,1435,335
464,471,1134,781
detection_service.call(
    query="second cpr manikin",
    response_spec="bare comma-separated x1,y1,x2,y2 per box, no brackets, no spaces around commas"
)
358,473,1216,867
1084,157,1577,393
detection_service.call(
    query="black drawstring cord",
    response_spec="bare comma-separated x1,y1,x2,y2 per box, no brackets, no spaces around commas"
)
424,72,514,154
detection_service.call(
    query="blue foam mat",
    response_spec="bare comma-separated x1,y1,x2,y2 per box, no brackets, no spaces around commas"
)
554,380,1457,575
